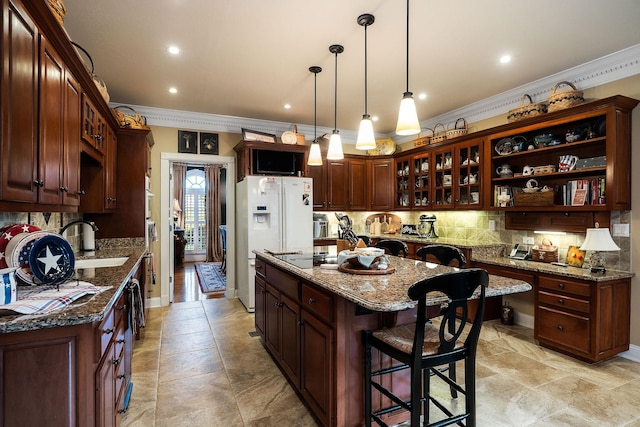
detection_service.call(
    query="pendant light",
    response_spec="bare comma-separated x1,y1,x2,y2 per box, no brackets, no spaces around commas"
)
395,0,421,136
355,14,376,150
307,66,323,166
327,44,344,160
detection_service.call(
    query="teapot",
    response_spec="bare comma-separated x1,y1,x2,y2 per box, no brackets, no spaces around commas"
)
522,165,535,176
495,164,513,177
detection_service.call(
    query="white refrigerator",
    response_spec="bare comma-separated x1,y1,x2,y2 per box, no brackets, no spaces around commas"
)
236,176,313,312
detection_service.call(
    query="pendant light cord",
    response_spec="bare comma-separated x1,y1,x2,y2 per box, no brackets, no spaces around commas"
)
334,50,338,130
405,0,410,93
314,72,318,141
364,23,369,115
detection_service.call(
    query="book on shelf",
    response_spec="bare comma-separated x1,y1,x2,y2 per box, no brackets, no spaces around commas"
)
563,177,605,206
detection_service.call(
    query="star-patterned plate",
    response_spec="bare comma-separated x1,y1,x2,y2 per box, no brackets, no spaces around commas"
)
7,231,57,285
28,235,75,285
0,224,41,269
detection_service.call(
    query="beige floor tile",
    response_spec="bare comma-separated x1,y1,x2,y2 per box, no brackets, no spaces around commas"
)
232,373,306,424
158,347,224,383
478,351,569,388
163,306,208,323
161,317,212,338
155,405,244,427
160,330,217,355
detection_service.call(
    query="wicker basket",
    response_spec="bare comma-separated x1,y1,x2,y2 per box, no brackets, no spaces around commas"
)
548,81,584,112
46,0,66,25
446,118,468,139
413,128,433,147
507,94,548,122
112,106,150,130
71,42,110,103
430,123,447,144
514,191,554,207
531,245,558,263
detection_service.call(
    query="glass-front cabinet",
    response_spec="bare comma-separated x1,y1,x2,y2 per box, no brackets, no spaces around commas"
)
456,138,483,208
412,152,430,208
432,146,455,209
394,155,412,210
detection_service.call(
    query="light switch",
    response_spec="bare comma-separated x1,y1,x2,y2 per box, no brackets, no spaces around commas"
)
612,224,629,237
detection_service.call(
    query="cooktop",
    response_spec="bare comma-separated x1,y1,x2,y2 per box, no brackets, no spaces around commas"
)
273,252,337,269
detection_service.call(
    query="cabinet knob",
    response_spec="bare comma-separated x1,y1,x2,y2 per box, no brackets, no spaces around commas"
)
557,325,564,332
308,298,316,305
117,339,125,344
33,180,44,187
112,357,121,365
103,328,114,334
117,374,126,380
558,283,565,289
60,186,68,192
118,304,127,311
558,298,564,304
297,321,304,326
79,190,86,196
117,408,128,414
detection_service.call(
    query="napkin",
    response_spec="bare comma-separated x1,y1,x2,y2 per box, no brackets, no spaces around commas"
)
337,250,377,268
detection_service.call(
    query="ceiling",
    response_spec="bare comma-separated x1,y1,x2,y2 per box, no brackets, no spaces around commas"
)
61,0,640,138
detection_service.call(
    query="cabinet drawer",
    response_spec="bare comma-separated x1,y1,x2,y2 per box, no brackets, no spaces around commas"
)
255,258,266,279
113,293,128,330
266,264,299,300
538,291,590,314
537,306,590,353
97,309,115,358
538,276,590,298
114,344,126,401
302,284,333,324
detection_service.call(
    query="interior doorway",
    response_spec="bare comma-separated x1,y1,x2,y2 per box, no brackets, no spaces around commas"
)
159,153,235,306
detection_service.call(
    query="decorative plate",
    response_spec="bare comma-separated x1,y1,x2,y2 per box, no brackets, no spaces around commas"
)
368,138,396,156
281,131,297,145
28,234,75,285
7,231,55,285
0,224,41,269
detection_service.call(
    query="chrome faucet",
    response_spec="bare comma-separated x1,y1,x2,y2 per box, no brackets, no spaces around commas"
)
60,220,98,234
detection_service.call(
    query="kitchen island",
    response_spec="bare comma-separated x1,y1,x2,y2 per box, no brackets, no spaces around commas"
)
0,243,147,427
254,250,531,427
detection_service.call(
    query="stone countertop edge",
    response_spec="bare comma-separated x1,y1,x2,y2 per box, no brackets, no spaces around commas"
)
472,254,635,282
255,251,532,312
0,243,147,334
315,235,504,250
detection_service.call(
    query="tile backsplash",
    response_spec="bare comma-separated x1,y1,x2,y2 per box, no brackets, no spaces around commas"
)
323,210,631,272
0,212,83,251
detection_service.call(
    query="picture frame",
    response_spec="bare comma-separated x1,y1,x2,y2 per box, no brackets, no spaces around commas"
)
178,130,198,154
200,132,219,155
242,128,277,143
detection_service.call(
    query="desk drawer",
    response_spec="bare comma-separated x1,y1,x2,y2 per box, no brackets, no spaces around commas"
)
538,290,590,314
302,284,333,324
537,306,590,353
538,276,590,298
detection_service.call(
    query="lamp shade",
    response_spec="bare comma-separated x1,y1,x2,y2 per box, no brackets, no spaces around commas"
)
327,131,344,160
396,92,421,135
173,198,182,213
356,115,376,150
308,143,323,166
579,227,620,251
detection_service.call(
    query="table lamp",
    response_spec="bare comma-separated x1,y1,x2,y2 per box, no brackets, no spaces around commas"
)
173,198,182,224
579,223,620,273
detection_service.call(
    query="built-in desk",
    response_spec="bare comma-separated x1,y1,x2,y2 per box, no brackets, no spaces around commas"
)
254,250,531,427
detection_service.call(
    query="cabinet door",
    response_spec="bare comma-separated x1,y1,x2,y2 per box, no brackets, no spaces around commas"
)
279,293,301,387
306,163,327,210
95,343,116,427
369,158,394,210
301,310,334,426
254,275,266,338
104,127,117,210
432,147,455,209
62,71,82,207
264,285,281,358
81,94,106,155
1,0,38,203
455,139,483,208
348,158,368,210
412,153,430,209
38,35,65,205
394,155,411,210
326,159,348,210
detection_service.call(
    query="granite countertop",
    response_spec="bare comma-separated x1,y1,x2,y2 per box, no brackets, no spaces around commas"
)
256,251,532,312
0,243,146,334
472,254,635,282
315,234,503,250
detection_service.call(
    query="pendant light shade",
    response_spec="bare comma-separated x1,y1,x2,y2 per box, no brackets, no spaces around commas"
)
327,44,344,160
308,66,323,166
395,0,420,136
356,14,377,150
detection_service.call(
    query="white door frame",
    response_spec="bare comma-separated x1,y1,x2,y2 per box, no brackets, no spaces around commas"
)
160,152,236,305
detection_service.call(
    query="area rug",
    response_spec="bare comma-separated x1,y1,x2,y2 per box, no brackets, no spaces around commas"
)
194,263,226,295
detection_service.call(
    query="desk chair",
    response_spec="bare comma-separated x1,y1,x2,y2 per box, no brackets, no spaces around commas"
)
375,239,409,257
364,268,488,427
219,225,227,273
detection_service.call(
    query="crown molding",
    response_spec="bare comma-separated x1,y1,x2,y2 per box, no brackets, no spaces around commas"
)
116,43,640,146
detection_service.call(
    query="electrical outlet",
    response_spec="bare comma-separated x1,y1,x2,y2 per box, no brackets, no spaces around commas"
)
488,220,496,231
522,236,534,245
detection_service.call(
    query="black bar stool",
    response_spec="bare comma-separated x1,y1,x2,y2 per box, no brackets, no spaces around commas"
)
363,268,488,427
416,244,466,268
374,239,409,257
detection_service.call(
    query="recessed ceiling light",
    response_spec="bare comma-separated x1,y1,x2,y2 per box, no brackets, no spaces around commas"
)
167,45,180,55
418,93,427,100
284,104,291,109
500,55,512,64
169,87,178,94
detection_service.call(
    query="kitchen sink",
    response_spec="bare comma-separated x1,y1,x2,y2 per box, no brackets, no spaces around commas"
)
75,257,129,269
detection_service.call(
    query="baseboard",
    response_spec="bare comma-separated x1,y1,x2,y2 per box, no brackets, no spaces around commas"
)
620,344,640,363
149,296,163,308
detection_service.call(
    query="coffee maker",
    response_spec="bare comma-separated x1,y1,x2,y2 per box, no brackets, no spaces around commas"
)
313,213,329,238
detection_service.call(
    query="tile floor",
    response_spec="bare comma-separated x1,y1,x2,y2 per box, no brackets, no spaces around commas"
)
122,281,640,426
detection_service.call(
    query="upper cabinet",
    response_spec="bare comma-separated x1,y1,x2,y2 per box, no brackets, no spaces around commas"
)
1,0,119,212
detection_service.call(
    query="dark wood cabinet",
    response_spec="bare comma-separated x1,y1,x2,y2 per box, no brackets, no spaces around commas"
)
326,159,348,210
307,162,327,209
368,158,394,210
104,126,117,210
348,158,367,210
233,140,308,182
63,70,82,207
